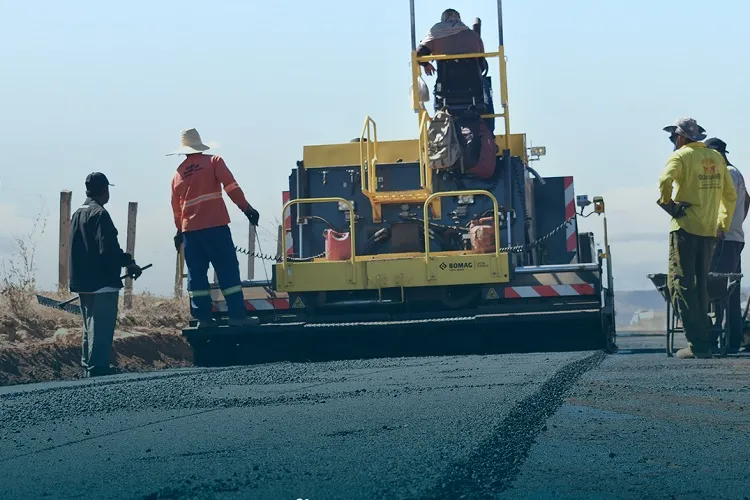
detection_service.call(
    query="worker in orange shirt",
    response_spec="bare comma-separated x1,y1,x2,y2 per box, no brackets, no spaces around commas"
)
168,128,260,328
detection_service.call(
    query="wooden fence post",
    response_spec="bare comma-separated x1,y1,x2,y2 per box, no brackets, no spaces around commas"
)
247,223,256,280
123,202,138,309
58,190,72,293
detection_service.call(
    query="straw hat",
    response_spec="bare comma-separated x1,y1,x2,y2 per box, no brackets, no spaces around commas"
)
166,128,218,156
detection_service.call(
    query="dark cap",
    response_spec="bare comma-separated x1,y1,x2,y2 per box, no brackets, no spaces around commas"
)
704,137,728,154
705,137,732,166
85,172,114,196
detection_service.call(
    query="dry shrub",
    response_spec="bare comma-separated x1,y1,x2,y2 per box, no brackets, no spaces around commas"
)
117,291,190,330
0,208,78,342
0,207,190,344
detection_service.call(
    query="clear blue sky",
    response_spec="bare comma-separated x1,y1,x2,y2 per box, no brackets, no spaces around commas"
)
1,0,749,294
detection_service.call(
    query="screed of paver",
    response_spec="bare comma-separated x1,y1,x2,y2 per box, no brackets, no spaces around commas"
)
0,352,589,500
506,334,750,500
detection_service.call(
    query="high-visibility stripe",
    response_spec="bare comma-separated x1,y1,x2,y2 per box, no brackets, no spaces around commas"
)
503,284,596,298
225,182,239,191
222,285,242,296
184,192,222,208
189,289,212,298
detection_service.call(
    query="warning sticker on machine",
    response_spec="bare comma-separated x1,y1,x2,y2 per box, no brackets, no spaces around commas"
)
292,296,305,308
486,288,499,300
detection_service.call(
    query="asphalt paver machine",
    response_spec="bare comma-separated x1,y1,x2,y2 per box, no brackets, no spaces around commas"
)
181,1,617,366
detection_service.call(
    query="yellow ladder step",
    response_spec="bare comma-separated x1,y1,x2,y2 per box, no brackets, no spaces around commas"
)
367,189,431,204
363,188,440,223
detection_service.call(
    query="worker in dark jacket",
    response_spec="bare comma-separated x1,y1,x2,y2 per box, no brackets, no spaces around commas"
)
416,8,488,113
416,9,487,77
69,172,142,377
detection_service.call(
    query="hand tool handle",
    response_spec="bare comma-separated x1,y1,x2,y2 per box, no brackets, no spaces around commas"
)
58,263,153,307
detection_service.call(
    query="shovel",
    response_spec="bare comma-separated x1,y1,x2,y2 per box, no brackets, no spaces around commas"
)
36,264,152,312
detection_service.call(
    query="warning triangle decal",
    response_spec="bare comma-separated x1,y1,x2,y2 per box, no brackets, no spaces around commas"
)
292,296,305,308
486,288,499,300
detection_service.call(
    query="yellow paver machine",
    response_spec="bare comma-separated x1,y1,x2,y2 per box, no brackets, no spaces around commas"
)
182,1,617,366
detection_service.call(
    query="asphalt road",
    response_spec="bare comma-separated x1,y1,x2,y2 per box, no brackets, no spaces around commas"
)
0,332,748,500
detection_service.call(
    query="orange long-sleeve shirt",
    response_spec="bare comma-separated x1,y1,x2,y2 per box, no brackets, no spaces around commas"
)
171,154,250,232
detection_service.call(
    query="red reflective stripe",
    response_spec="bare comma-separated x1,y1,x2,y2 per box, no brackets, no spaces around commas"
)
184,192,222,208
225,182,239,191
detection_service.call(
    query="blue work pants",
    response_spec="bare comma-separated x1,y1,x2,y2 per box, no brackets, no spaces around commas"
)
183,225,245,321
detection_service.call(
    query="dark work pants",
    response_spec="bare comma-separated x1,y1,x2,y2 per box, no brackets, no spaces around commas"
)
668,229,716,353
79,291,119,377
183,225,246,321
710,239,744,349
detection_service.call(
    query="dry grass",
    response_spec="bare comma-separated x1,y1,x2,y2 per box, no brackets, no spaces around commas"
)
0,211,190,345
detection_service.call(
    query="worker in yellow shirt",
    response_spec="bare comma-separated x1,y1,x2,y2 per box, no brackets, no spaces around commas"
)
658,117,737,359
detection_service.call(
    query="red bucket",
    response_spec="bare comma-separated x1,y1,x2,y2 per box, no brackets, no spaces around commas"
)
469,217,495,253
324,229,352,261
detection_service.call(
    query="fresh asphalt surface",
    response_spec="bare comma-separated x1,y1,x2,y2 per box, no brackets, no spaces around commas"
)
1,332,749,500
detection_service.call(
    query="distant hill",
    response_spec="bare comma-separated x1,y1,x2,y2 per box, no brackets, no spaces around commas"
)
614,287,750,327
614,289,665,326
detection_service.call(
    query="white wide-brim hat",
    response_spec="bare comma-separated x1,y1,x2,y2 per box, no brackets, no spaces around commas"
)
166,128,219,156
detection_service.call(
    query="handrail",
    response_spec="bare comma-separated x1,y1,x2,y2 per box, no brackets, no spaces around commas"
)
359,116,379,194
415,51,502,62
280,197,356,273
411,48,511,152
422,189,501,263
418,110,431,189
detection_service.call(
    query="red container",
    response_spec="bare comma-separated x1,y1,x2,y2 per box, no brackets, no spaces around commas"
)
469,217,495,253
324,229,352,261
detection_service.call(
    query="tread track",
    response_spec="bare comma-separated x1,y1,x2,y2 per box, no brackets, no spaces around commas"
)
416,350,606,499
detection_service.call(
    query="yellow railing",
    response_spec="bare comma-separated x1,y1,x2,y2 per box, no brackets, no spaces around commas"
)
359,116,379,194
412,48,511,152
422,189,501,266
280,197,357,283
417,110,432,190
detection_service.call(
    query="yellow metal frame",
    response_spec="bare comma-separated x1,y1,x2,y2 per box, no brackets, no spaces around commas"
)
423,189,503,281
274,189,510,293
357,115,441,223
411,48,512,152
279,197,357,288
302,135,526,168
359,116,378,193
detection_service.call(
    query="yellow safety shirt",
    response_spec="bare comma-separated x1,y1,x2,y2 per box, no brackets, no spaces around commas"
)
658,142,737,237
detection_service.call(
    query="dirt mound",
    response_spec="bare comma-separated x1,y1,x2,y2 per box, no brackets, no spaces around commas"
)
0,287,196,386
0,330,194,386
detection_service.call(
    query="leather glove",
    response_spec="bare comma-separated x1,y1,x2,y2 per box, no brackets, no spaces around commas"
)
657,200,690,219
120,252,134,267
174,230,183,252
244,205,260,226
126,263,142,280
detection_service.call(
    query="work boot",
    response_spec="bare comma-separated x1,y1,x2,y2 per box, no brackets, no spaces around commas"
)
675,347,712,359
228,316,259,327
